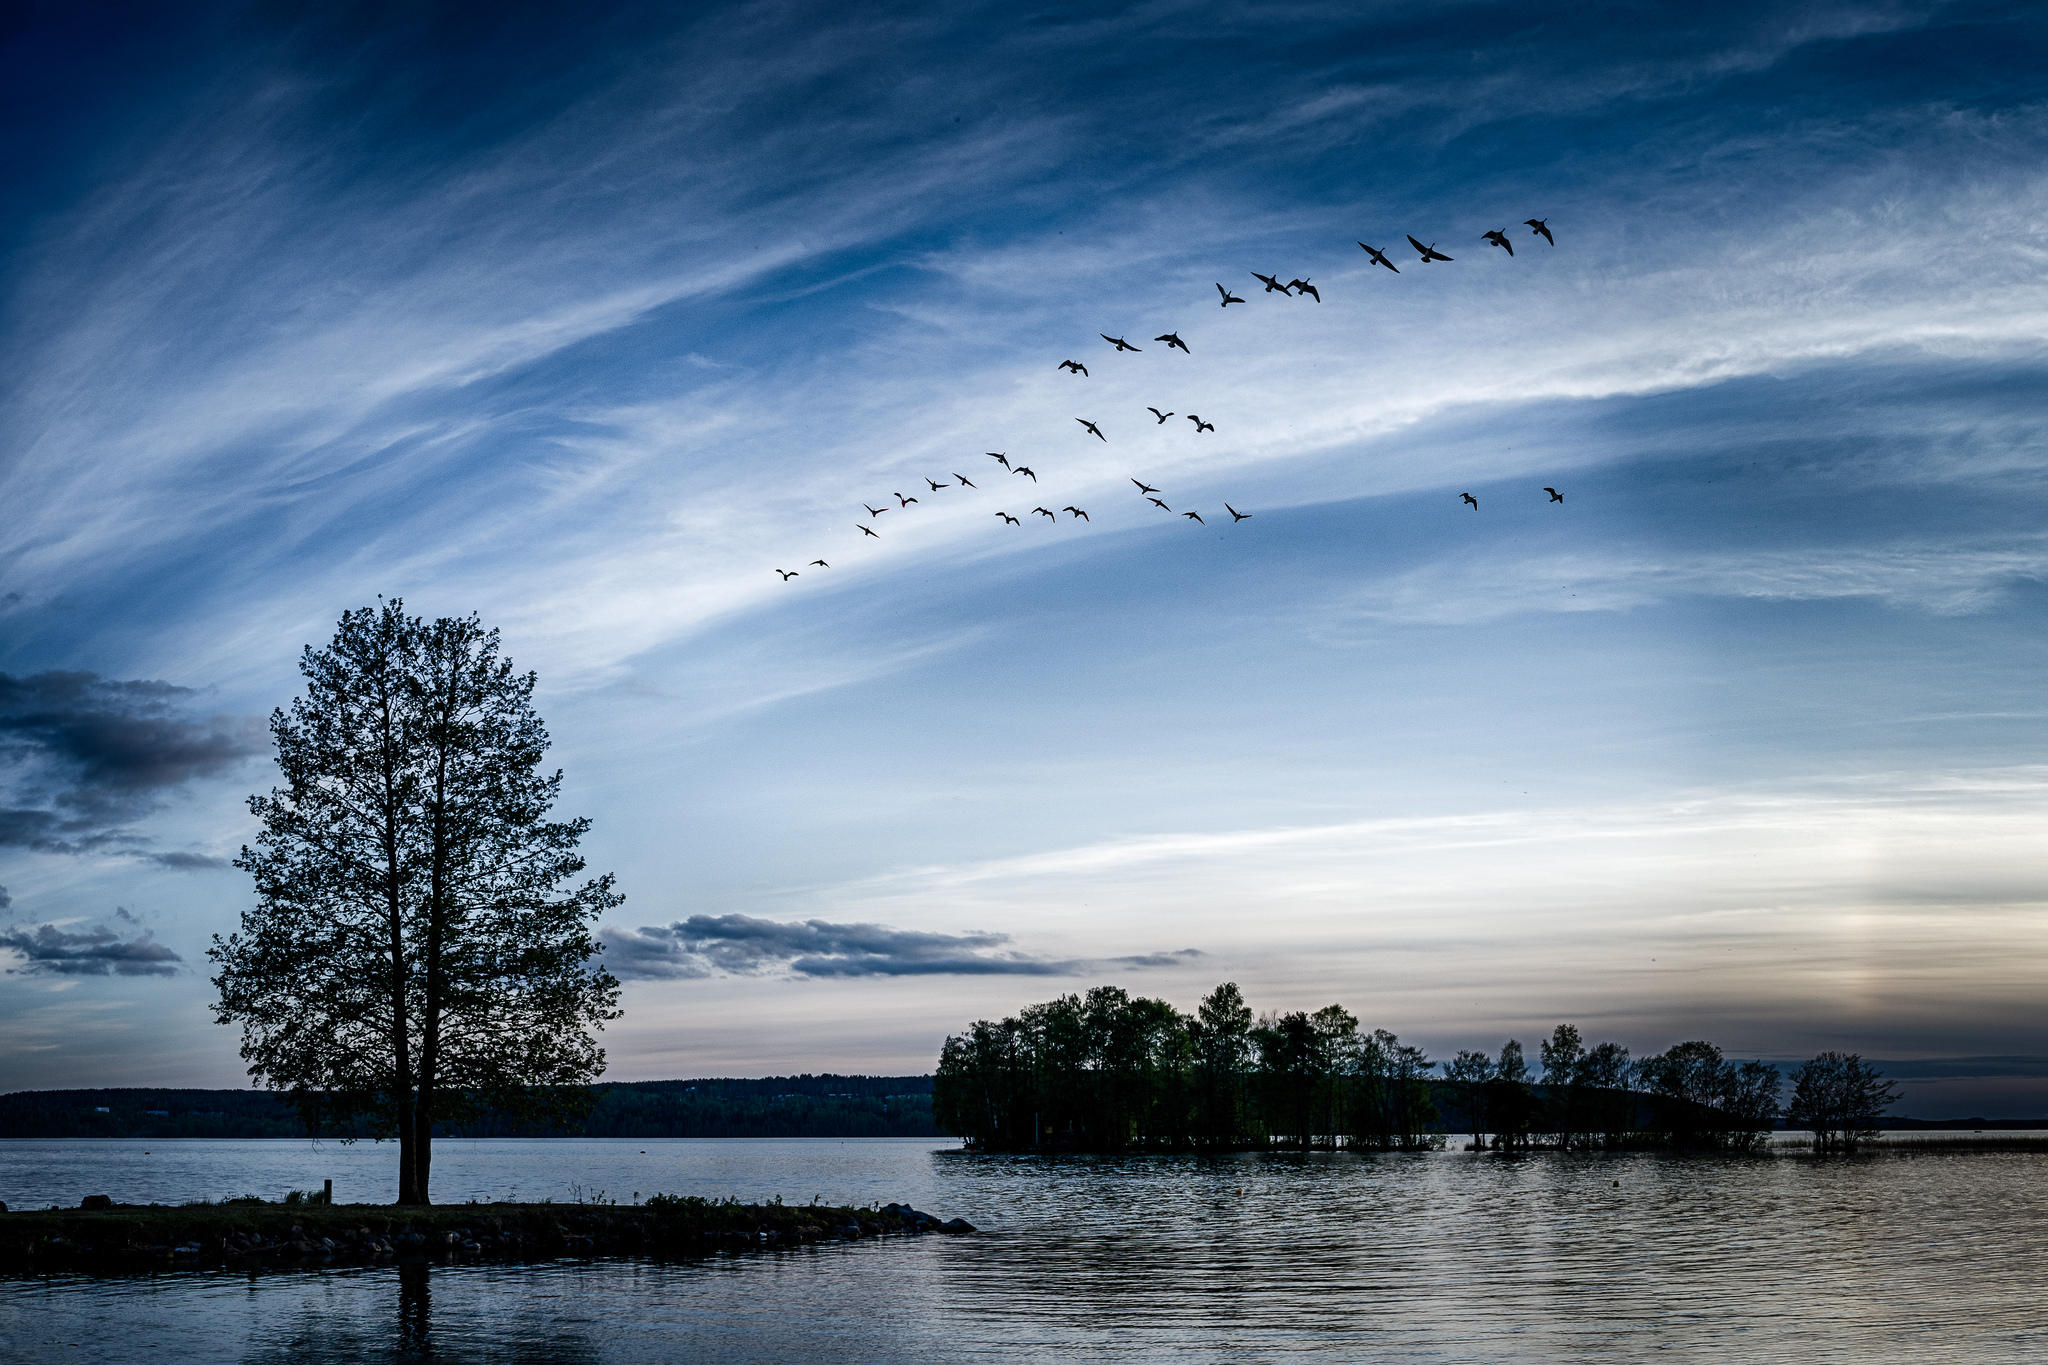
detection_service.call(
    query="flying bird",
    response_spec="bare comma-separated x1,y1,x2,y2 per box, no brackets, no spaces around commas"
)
1358,242,1400,273
1032,506,1056,519
1064,506,1090,521
1252,270,1290,294
859,524,880,538
988,451,1009,468
1526,218,1554,245
1187,415,1214,433
954,473,977,488
1101,333,1142,352
863,503,887,519
1131,478,1160,494
1287,278,1320,302
896,492,918,507
1226,503,1251,522
1156,332,1190,353
925,477,948,491
1460,493,1478,509
1077,418,1105,441
1148,407,1175,424
1147,497,1170,510
1483,229,1514,256
1014,466,1037,481
997,512,1020,524
1407,235,1453,263
1545,486,1564,503
1183,510,1205,525
810,560,828,567
775,569,798,581
1058,359,1089,375
1216,283,1244,307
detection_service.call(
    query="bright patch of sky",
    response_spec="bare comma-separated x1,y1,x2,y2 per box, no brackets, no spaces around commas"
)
4,1,2047,1112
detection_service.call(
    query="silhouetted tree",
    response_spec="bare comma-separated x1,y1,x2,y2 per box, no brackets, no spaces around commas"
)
1539,1024,1587,1148
1255,1011,1322,1148
1311,1004,1359,1148
1639,1040,1778,1150
1192,983,1254,1147
210,602,621,1203
1578,1040,1636,1147
1788,1052,1898,1153
1443,1049,1495,1149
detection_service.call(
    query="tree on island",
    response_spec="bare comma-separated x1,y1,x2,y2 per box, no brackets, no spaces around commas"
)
1787,1052,1899,1153
1442,1049,1495,1150
209,601,622,1204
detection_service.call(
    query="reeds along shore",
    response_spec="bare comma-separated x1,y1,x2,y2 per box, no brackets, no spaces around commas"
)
0,1196,975,1275
933,984,1908,1154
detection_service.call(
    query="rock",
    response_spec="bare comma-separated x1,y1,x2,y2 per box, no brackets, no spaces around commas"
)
939,1218,976,1235
80,1194,113,1211
0,1200,9,1213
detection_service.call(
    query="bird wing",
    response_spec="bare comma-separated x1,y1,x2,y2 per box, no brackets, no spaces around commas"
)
1407,235,1427,252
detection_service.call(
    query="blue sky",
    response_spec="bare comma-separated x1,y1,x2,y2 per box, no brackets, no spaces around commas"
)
5,1,2048,1114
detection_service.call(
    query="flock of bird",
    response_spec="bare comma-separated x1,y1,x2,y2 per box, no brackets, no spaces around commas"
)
772,219,1564,584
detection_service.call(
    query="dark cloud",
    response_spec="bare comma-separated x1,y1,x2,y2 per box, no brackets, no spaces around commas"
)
603,914,1202,981
0,883,9,909
0,920,183,977
0,670,263,858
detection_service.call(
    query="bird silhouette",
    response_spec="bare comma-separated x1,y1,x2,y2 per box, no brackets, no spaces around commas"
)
1156,332,1190,353
925,477,948,492
1545,486,1563,503
896,492,917,507
1460,493,1478,509
997,512,1020,525
1358,242,1400,273
1526,218,1554,245
954,473,976,488
1032,506,1055,519
1064,506,1090,521
859,524,880,538
1101,333,1142,352
1287,278,1320,302
1183,510,1205,525
1187,415,1214,433
1131,478,1160,494
863,503,887,519
1147,407,1174,424
776,569,798,581
1226,503,1251,522
987,451,1010,468
1148,497,1170,510
1077,418,1106,441
1216,283,1244,307
1407,234,1453,263
810,559,828,567
1483,229,1514,256
1014,466,1037,481
1058,359,1089,375
1252,270,1290,294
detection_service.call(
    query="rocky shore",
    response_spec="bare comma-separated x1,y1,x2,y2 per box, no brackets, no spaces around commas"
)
0,1196,973,1275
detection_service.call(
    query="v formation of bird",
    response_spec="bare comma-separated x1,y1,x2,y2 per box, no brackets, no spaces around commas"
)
774,218,1563,582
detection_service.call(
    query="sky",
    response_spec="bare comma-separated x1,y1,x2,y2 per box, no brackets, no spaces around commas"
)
4,0,2048,1115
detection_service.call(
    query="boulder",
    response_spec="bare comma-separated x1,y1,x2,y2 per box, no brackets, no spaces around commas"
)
939,1218,976,1235
80,1194,113,1211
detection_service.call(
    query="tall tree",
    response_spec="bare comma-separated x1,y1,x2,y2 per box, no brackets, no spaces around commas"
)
1540,1024,1587,1148
210,601,621,1204
1788,1052,1897,1153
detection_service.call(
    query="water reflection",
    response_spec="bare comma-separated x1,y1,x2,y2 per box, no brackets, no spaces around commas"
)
231,1262,605,1365
8,1144,2047,1363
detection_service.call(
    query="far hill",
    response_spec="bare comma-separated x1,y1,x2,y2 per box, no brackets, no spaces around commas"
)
0,1076,939,1140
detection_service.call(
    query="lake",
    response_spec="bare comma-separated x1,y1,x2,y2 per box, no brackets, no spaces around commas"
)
3,1137,2044,1362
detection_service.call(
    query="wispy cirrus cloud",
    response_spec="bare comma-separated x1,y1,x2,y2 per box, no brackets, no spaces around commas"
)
602,913,1200,981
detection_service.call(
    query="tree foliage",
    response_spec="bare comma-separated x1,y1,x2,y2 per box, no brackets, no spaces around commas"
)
209,601,621,1203
1787,1051,1899,1152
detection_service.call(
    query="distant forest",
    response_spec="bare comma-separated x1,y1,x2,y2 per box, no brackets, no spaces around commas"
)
0,1075,938,1140
933,983,1915,1152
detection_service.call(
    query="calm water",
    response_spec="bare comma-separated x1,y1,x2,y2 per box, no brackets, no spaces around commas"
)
3,1138,2045,1362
